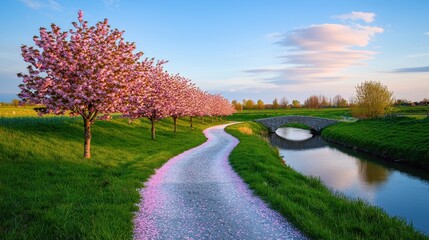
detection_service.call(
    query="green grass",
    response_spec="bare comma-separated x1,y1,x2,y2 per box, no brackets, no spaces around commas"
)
0,106,41,117
226,106,429,122
0,115,223,239
227,108,352,121
392,105,429,116
228,107,429,166
322,117,429,166
225,122,428,240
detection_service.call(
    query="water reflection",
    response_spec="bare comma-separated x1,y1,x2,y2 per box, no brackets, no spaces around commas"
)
357,160,390,187
273,127,429,235
270,130,327,150
275,128,312,141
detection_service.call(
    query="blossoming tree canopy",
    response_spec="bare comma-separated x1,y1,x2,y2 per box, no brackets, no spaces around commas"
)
17,10,143,158
124,61,175,140
168,75,193,133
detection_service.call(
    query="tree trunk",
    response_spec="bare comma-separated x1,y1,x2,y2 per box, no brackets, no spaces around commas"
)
83,117,91,159
200,117,204,123
173,117,177,133
151,118,156,140
211,116,214,123
190,116,193,128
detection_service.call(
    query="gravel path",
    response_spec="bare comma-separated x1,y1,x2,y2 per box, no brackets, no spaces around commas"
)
134,123,307,239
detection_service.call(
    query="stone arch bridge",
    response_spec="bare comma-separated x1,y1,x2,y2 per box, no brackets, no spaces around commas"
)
254,115,338,133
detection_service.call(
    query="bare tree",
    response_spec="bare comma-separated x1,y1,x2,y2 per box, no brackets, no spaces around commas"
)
304,95,320,109
333,95,348,107
280,97,289,108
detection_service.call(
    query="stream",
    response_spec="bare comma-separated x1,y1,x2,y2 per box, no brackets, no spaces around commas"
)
271,127,429,235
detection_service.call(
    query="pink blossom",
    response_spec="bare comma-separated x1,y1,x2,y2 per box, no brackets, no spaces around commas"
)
17,11,143,158
78,10,83,23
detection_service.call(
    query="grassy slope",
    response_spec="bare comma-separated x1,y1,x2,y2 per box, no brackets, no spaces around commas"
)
322,117,429,166
226,106,429,122
226,108,351,121
225,122,428,240
0,115,221,239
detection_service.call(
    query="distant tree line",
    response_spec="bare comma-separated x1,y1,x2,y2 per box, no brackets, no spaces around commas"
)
231,95,349,111
394,98,429,106
232,81,429,119
0,99,21,107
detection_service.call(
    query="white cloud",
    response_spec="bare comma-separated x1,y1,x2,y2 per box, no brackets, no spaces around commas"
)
279,24,383,51
20,0,41,9
407,52,429,58
20,0,62,11
333,11,376,23
248,23,383,83
48,0,62,11
425,32,429,36
104,0,120,7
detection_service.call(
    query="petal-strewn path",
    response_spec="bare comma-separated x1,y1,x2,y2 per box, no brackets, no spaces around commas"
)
134,123,307,239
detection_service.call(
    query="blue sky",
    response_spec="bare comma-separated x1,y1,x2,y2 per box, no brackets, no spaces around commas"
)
1,0,428,103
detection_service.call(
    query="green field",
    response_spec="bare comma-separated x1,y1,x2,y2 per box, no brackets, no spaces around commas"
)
225,122,428,240
0,106,45,117
1,105,428,239
0,111,223,239
227,106,429,121
322,117,429,166
226,107,352,121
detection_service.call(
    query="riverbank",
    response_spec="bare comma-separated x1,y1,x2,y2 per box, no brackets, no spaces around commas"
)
225,122,428,239
0,116,224,239
322,117,429,167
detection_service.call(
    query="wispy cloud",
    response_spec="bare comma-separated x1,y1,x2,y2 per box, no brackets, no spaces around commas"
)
392,66,429,73
407,52,429,58
48,0,62,11
20,0,41,9
246,21,383,85
333,11,376,23
20,0,62,11
104,0,120,7
425,32,429,36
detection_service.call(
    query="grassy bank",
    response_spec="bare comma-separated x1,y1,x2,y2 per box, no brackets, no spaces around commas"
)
225,122,427,240
322,117,429,166
226,108,351,121
226,106,429,122
0,115,222,239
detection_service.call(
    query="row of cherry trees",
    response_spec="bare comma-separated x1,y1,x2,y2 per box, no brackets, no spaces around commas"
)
17,11,234,158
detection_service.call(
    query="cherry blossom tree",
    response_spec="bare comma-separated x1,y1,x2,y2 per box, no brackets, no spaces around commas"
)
124,61,173,139
209,94,235,120
168,75,192,133
17,10,143,158
186,86,205,128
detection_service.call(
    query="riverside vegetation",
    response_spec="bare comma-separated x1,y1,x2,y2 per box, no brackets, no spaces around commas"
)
322,117,429,166
225,122,428,239
1,106,428,239
0,108,226,239
228,106,429,166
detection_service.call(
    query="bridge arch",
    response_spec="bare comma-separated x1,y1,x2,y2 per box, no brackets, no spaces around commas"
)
269,132,328,150
254,115,338,133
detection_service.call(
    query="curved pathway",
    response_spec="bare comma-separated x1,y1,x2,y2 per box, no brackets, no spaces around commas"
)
134,123,307,239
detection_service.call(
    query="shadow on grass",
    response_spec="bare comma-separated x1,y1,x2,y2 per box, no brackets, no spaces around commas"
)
0,115,218,239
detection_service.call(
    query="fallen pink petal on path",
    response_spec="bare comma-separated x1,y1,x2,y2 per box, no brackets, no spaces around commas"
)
133,123,307,239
